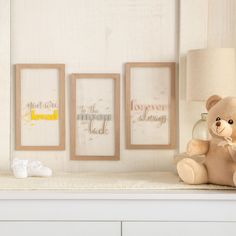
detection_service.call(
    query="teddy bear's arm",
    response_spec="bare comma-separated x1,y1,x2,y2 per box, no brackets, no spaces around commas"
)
186,139,210,156
227,145,236,162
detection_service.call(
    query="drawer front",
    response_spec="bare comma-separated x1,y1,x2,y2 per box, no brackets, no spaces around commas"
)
0,222,121,236
123,222,236,236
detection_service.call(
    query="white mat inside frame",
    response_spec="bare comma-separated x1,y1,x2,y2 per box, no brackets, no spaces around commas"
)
0,172,234,191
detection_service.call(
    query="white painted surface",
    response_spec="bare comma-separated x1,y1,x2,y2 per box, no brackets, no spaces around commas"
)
178,0,208,152
10,0,178,172
207,0,236,48
0,190,235,200
0,0,234,172
0,0,10,170
123,222,236,236
179,0,236,152
0,190,235,222
0,190,235,235
0,189,235,236
0,222,121,236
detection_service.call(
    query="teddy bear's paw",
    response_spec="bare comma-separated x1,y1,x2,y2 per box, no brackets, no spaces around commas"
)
186,140,195,156
186,139,209,156
187,140,202,156
186,140,196,156
177,158,208,185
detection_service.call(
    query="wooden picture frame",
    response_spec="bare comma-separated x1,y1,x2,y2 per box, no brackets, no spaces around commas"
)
15,64,65,150
125,62,176,149
71,73,120,160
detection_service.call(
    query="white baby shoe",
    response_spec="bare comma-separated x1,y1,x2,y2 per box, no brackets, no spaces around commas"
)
12,159,28,179
27,160,52,177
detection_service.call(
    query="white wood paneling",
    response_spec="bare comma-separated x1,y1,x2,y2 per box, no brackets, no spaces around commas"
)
11,0,178,172
0,0,11,170
208,0,236,48
178,0,209,152
123,222,236,236
179,0,236,153
0,222,121,236
1,0,234,171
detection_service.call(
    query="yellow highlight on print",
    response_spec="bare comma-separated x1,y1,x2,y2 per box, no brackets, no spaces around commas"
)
31,109,59,120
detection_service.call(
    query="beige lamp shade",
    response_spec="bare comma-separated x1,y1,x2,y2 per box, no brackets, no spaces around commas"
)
187,48,236,101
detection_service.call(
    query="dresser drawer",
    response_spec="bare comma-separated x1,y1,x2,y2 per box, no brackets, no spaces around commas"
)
123,222,236,236
0,222,121,236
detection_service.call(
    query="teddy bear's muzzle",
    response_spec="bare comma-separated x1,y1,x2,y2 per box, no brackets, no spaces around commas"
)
211,120,233,138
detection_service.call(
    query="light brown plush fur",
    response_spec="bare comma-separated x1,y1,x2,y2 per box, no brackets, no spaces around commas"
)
177,95,236,187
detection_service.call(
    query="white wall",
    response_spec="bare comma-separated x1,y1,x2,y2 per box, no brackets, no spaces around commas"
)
0,0,234,172
10,0,178,172
179,0,236,152
0,0,10,170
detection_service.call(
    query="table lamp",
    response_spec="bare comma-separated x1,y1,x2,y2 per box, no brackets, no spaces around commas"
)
187,48,236,140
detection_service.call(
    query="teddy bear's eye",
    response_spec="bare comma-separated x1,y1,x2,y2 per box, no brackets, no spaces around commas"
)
228,119,234,125
216,117,221,121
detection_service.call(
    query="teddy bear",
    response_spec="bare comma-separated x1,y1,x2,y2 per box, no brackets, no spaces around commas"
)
177,95,236,187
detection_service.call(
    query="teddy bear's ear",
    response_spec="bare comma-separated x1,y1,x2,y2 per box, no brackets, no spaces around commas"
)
206,95,222,111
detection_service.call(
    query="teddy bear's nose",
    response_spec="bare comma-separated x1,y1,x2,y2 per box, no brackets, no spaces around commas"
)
216,121,221,127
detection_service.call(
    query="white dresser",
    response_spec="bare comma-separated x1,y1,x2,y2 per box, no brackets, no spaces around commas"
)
0,190,236,236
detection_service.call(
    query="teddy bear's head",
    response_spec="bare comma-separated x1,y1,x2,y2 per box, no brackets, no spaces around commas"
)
206,95,236,140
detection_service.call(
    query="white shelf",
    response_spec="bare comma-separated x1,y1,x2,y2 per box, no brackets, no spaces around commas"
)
0,189,235,200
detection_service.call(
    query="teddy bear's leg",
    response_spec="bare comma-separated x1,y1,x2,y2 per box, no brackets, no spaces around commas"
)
177,158,208,184
230,164,236,186
232,171,236,187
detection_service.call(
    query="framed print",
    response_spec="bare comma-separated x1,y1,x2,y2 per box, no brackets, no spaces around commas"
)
15,64,65,150
125,62,176,149
71,73,120,160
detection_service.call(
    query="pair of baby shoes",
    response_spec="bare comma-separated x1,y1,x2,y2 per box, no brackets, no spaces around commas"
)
12,159,52,179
